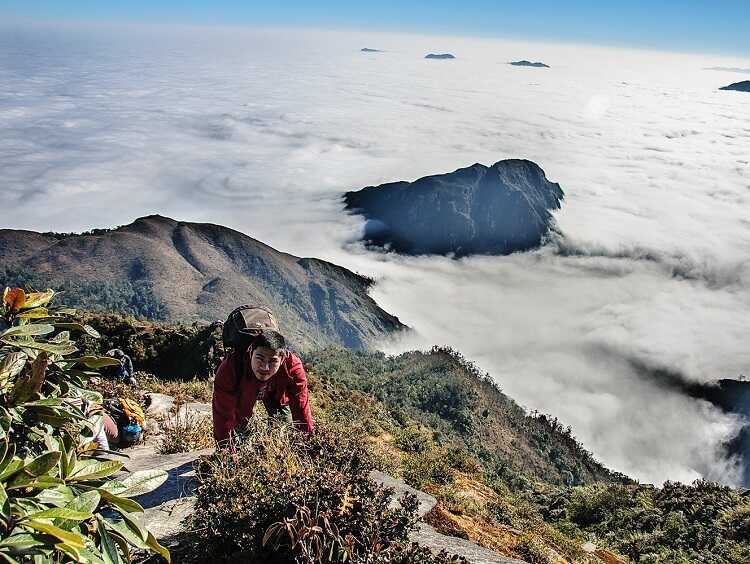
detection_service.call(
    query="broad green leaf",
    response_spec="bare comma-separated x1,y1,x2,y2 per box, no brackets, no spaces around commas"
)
93,489,143,514
69,356,121,369
109,533,130,564
108,470,168,498
0,325,54,339
0,532,47,550
78,546,107,564
17,308,50,320
96,516,121,564
35,486,74,507
25,507,91,521
69,460,123,482
144,531,170,563
52,324,101,339
7,474,64,491
20,399,64,408
54,542,82,562
118,510,147,542
0,459,24,481
68,490,100,514
49,331,70,344
23,520,85,548
55,490,100,531
25,452,61,477
0,483,8,524
1,339,77,356
0,352,27,390
104,519,147,549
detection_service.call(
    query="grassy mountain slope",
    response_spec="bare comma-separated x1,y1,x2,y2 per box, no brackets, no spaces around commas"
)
0,215,404,350
304,347,620,488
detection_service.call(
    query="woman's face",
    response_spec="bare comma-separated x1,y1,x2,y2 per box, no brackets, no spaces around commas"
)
250,346,284,381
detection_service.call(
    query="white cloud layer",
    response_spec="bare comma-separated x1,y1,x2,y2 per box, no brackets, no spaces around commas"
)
2,23,750,484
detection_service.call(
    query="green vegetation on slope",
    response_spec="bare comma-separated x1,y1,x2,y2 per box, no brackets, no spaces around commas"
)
0,287,169,563
304,346,624,487
28,301,750,563
0,266,166,321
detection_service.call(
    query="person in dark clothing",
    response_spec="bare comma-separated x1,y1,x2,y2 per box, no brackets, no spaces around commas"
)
108,349,138,387
212,330,314,445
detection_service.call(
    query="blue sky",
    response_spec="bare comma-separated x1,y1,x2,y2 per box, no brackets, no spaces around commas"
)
1,1,749,55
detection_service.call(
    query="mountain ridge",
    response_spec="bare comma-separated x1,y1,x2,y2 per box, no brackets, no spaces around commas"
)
0,215,405,351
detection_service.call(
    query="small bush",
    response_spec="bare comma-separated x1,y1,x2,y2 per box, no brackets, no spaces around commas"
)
157,412,213,454
394,425,434,453
401,449,454,490
185,420,431,563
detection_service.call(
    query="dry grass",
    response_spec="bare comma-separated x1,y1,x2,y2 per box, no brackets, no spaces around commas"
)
138,373,213,405
157,411,214,454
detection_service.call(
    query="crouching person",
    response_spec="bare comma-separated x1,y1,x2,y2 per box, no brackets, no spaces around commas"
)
212,329,314,446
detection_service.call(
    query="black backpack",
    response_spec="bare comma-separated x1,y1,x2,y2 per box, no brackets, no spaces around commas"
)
222,305,279,387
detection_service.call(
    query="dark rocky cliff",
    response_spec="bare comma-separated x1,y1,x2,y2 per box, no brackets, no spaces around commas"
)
344,159,564,257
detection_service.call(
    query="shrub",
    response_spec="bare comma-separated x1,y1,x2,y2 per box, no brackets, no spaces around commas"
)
157,412,213,455
0,287,169,562
185,419,457,563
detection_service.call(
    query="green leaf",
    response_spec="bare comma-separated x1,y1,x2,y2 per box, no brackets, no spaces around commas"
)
144,531,170,563
23,520,86,548
25,507,91,521
69,460,123,482
106,470,168,498
20,399,64,408
69,356,121,369
0,352,27,391
94,489,144,514
17,308,50,320
96,516,121,564
0,532,47,550
8,474,64,491
35,485,74,507
54,542,83,562
0,483,8,524
0,459,24,481
1,339,77,356
68,490,101,514
118,510,147,543
0,324,54,339
52,324,101,339
55,490,100,531
25,452,61,477
104,518,148,549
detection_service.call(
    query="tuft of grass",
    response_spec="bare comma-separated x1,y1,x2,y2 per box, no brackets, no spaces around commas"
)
157,412,214,454
138,373,213,405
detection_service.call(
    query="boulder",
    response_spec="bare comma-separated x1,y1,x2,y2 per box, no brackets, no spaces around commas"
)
145,393,176,419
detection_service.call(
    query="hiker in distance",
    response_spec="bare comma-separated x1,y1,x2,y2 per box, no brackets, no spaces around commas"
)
212,306,314,445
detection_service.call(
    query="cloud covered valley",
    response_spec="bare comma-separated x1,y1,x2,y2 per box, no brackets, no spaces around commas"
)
2,23,750,484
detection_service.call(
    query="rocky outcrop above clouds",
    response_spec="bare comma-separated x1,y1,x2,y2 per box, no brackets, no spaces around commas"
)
719,80,750,92
509,60,549,68
344,159,564,257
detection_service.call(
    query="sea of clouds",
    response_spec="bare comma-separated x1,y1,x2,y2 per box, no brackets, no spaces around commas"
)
2,22,750,484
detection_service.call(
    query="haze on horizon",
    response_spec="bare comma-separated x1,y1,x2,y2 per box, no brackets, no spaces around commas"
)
1,12,750,486
2,0,750,57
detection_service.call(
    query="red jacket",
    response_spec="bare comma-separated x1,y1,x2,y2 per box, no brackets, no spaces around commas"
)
212,350,314,443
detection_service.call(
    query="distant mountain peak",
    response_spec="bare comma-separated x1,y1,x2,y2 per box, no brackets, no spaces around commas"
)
0,216,405,350
344,159,564,257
